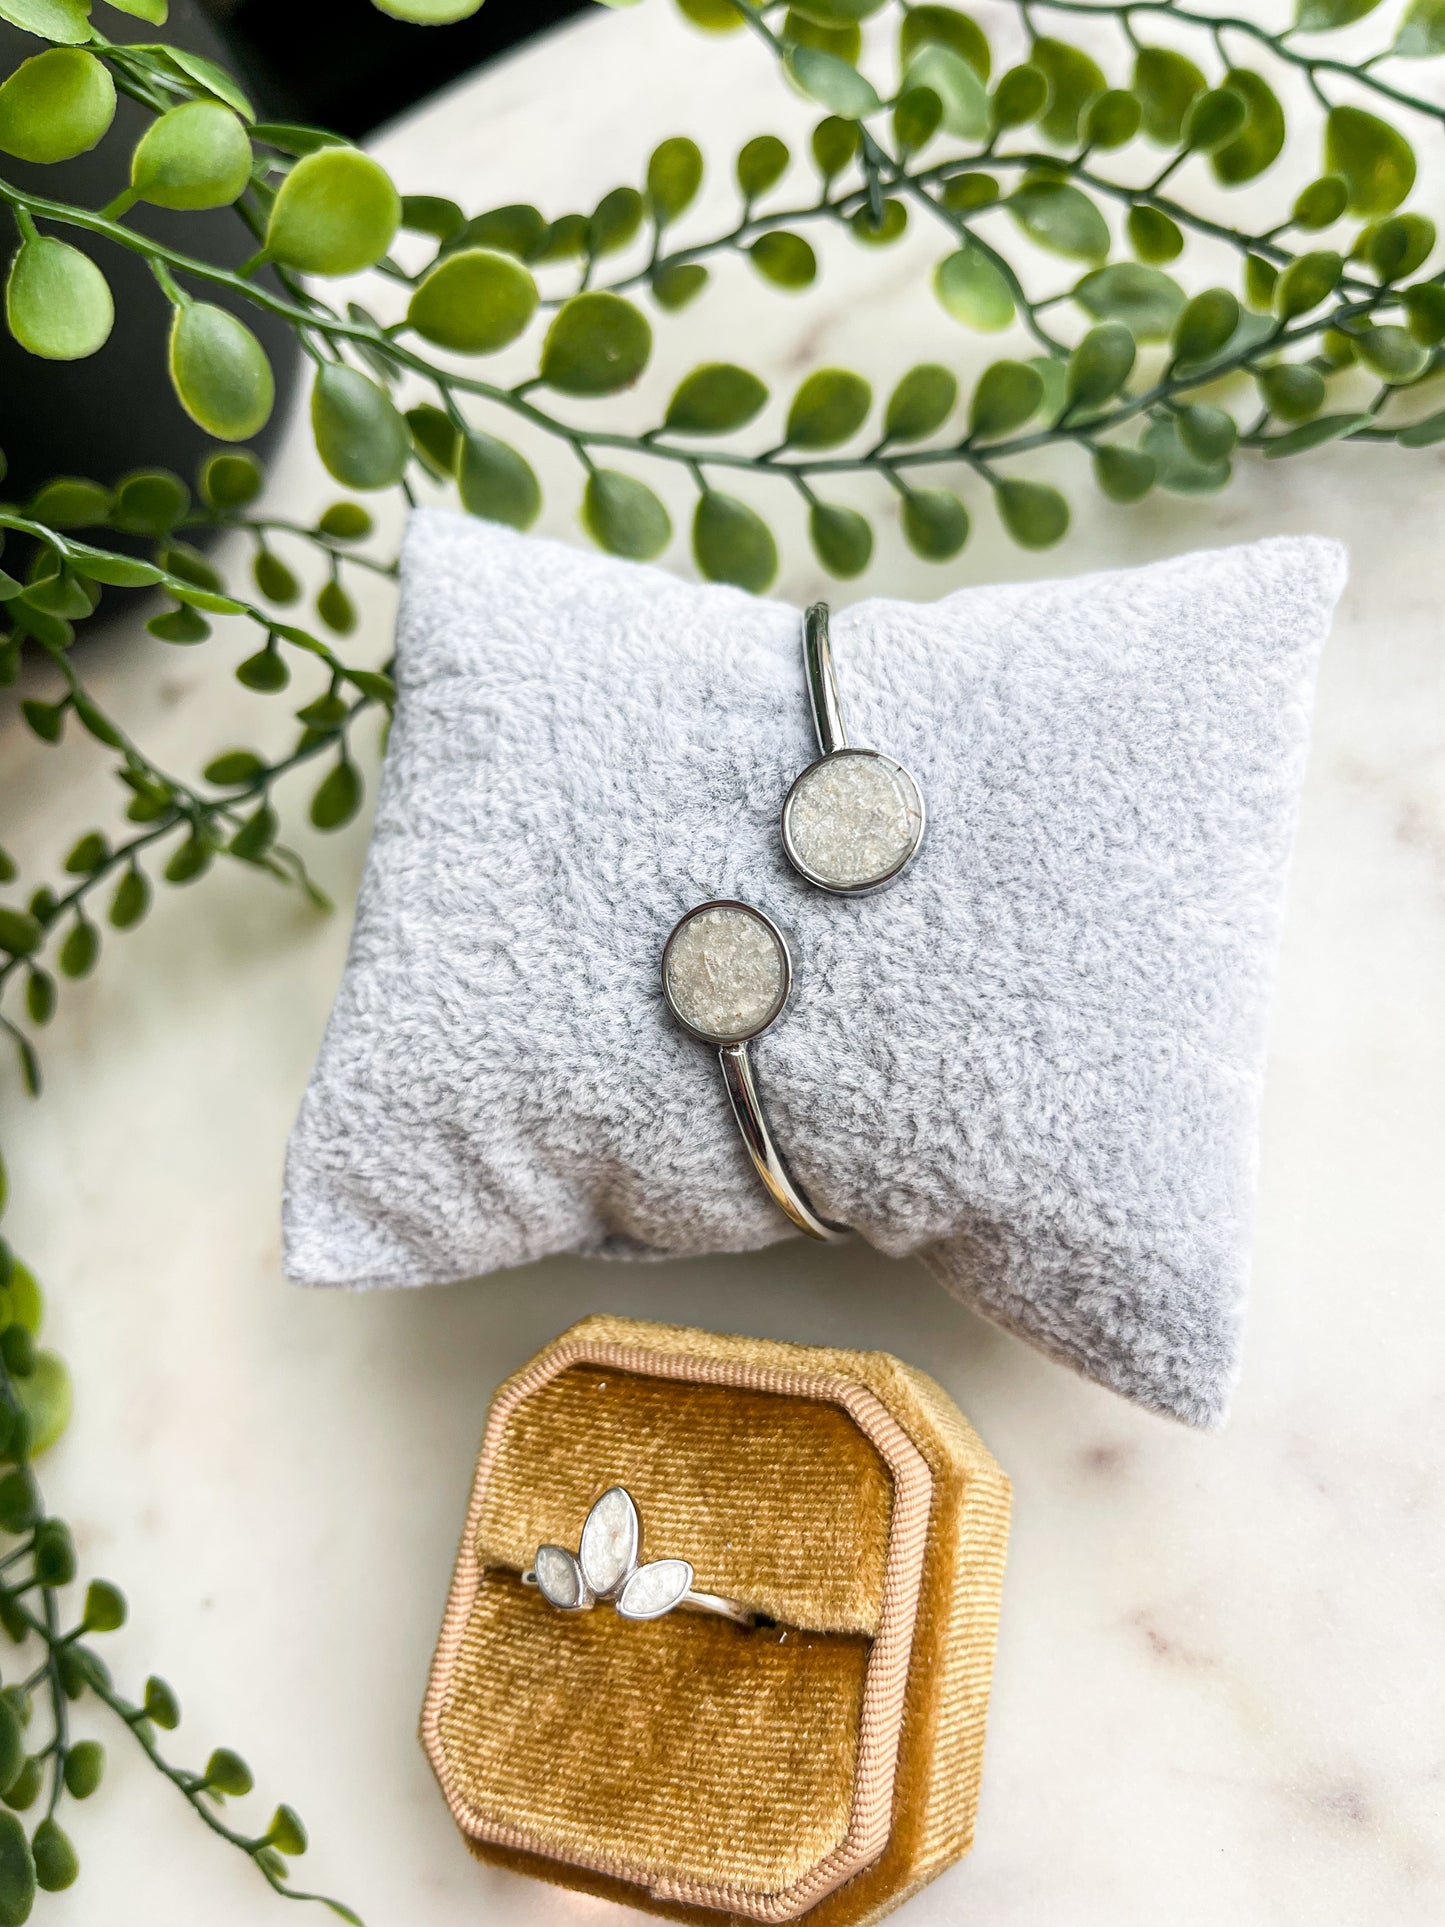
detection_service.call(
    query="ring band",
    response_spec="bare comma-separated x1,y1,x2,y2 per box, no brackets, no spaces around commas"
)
522,1485,760,1628
781,603,926,896
661,900,847,1243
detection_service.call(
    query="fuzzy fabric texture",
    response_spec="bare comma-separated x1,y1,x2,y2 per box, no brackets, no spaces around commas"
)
284,509,1346,1426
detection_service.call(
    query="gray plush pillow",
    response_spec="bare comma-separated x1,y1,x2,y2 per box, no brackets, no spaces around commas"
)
284,509,1345,1427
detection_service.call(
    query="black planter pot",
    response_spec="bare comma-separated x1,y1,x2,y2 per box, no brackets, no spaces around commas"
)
0,5,299,510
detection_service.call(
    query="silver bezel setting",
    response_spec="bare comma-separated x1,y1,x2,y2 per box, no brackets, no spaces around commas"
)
780,748,927,897
660,899,793,1047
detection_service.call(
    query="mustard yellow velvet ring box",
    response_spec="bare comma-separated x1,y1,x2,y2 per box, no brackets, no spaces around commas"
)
422,1316,1011,1926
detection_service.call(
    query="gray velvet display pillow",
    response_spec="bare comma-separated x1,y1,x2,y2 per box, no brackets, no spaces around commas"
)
284,509,1345,1426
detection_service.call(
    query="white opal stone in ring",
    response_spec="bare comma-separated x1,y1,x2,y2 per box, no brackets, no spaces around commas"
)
781,603,926,895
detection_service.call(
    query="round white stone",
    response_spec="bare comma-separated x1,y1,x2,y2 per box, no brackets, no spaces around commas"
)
784,751,921,890
663,905,788,1044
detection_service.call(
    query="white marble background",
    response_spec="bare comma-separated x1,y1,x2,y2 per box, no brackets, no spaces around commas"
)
1,2,1443,1922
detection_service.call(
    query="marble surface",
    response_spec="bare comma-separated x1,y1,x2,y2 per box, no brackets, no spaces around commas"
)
2,2,1443,1922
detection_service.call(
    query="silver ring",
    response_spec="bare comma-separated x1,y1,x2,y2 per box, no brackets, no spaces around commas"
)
522,1485,759,1628
661,900,847,1243
781,602,926,896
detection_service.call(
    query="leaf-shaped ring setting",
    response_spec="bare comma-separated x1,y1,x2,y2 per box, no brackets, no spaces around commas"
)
521,1486,758,1628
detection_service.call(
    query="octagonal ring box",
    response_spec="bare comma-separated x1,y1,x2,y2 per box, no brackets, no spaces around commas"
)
423,1316,1010,1924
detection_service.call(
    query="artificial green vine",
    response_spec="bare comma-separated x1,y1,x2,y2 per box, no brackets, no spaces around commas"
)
0,0,1441,1911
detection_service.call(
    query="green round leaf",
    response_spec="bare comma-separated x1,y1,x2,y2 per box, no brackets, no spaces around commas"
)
1172,287,1240,365
108,867,151,929
1066,322,1135,408
6,236,113,361
0,1758,39,1816
82,1578,125,1633
903,42,988,140
540,291,651,396
940,169,999,212
113,468,188,534
901,487,968,560
1092,443,1155,502
792,0,887,22
808,501,872,578
1398,408,1445,447
1257,363,1327,421
785,45,881,117
1083,87,1142,150
0,1809,34,1926
990,63,1046,130
1274,249,1342,318
582,469,671,560
1212,69,1285,184
968,358,1043,438
1295,0,1385,25
319,500,372,540
811,113,859,178
1127,204,1183,264
457,429,541,529
1182,85,1247,152
1355,323,1429,383
0,910,40,958
0,50,114,163
1142,417,1231,491
238,643,288,691
1007,180,1109,263
663,363,769,434
62,1741,102,1801
749,230,817,288
996,478,1069,548
1031,37,1106,146
935,242,1014,331
265,147,401,275
736,134,789,199
33,1519,73,1585
269,1805,308,1857
200,450,263,509
785,368,871,448
203,1747,254,1798
675,0,746,24
893,84,942,156
1293,175,1348,229
1074,262,1185,341
1395,0,1445,56
1404,282,1445,345
58,917,96,978
407,402,460,478
692,491,777,592
589,186,643,258
407,248,537,354
1360,213,1435,281
1262,412,1372,457
1175,402,1237,462
1132,44,1205,145
849,198,907,246
310,759,361,832
311,364,409,490
254,549,299,602
0,1705,21,1801
0,1,90,45
652,262,709,310
899,5,990,79
26,476,110,526
316,580,355,634
400,193,463,241
883,364,957,442
459,204,547,259
1324,105,1416,215
131,101,250,209
169,302,274,441
29,1820,75,1895
786,4,861,64
647,136,703,223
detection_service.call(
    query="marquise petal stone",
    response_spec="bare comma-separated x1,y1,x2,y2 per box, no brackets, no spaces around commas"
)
534,1544,584,1611
579,1485,640,1597
617,1558,693,1620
